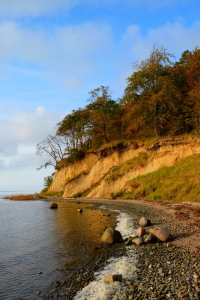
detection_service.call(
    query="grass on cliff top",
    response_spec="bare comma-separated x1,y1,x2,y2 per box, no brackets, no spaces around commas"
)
122,153,200,202
106,152,148,181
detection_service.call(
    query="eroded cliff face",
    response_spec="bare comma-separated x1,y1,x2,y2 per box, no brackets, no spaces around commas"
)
49,136,200,199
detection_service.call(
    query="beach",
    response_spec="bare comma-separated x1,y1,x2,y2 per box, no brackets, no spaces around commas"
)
42,198,200,299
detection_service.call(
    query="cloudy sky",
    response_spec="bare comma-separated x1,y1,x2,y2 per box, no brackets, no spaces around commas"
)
0,0,200,192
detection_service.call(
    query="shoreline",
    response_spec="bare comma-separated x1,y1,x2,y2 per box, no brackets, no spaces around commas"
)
44,197,200,251
41,197,200,299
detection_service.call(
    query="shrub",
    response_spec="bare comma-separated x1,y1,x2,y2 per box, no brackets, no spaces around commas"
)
65,174,80,184
40,190,64,197
153,195,161,200
68,148,86,162
110,190,124,199
44,176,54,189
73,192,83,198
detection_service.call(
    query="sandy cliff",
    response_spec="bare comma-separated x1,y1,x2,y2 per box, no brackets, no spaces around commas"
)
48,136,200,199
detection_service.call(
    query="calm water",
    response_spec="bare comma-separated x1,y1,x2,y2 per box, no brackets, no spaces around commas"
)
0,193,115,300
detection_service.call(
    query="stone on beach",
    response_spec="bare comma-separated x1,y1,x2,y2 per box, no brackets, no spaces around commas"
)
101,227,122,244
139,217,151,227
133,237,144,245
153,227,171,242
125,239,133,246
149,228,155,234
103,274,122,283
49,203,58,209
136,227,146,237
125,236,138,246
144,233,157,243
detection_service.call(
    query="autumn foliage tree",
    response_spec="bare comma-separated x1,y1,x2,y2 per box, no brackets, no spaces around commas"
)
85,86,124,144
177,48,200,130
57,86,124,148
121,45,184,137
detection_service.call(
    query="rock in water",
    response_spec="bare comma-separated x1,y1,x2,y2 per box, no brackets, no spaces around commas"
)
153,227,171,242
49,203,58,209
101,227,122,244
136,227,146,237
78,208,83,213
103,274,122,283
139,217,151,227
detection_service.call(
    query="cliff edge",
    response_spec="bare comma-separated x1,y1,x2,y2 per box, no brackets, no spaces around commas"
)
48,136,200,200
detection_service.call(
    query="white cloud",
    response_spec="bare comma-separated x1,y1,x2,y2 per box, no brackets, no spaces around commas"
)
109,19,200,98
0,18,198,100
0,106,66,157
0,21,112,91
120,20,200,63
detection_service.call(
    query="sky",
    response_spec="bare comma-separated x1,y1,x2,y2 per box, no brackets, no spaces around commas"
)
0,0,200,192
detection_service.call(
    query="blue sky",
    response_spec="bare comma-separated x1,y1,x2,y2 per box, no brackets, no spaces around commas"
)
0,0,200,192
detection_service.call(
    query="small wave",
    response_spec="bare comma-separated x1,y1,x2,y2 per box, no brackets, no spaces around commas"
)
74,208,137,300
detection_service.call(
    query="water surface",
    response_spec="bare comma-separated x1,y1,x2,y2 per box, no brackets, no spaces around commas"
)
0,195,115,300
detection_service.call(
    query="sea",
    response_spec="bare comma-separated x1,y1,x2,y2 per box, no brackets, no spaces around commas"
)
0,192,137,300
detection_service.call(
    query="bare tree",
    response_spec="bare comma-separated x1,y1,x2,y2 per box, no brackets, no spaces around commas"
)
36,134,68,170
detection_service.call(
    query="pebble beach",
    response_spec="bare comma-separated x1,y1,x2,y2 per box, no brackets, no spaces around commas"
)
43,198,200,300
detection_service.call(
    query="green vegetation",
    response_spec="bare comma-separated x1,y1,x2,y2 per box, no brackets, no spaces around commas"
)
97,140,127,151
65,174,80,184
40,175,54,194
56,158,69,170
65,169,91,185
73,180,102,198
106,152,148,181
40,190,64,197
110,190,124,199
44,176,54,188
123,154,200,202
73,192,83,198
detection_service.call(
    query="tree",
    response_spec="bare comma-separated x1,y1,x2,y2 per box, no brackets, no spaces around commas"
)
36,134,67,170
86,86,123,144
44,176,54,189
57,108,91,150
121,45,183,137
57,86,124,149
176,48,200,131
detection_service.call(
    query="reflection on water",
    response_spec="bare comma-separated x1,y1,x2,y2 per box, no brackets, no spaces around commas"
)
0,199,115,300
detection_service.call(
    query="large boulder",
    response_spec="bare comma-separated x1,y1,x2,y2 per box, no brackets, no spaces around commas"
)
49,203,58,209
153,227,171,242
101,227,122,244
136,227,146,237
139,217,151,227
